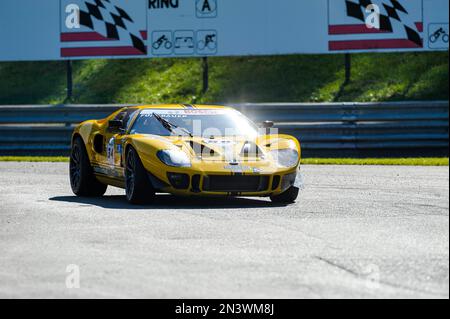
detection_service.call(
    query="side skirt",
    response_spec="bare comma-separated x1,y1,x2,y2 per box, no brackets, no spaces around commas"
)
92,165,126,189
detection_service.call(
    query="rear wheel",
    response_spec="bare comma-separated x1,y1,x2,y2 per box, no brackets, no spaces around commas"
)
125,147,155,204
270,186,299,204
70,137,107,197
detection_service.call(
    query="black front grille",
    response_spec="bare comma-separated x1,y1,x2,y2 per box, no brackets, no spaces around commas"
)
191,174,201,193
272,175,281,190
203,175,270,192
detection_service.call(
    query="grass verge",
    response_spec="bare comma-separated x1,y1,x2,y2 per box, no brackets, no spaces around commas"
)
0,157,448,166
301,158,449,166
1,52,448,104
0,156,69,162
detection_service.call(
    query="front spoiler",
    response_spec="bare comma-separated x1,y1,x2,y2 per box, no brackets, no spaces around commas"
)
149,169,302,197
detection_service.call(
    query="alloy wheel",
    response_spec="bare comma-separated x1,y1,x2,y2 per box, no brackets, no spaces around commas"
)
126,151,136,199
70,145,81,190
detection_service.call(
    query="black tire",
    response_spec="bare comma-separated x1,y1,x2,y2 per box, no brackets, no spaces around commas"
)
270,186,299,204
70,137,107,197
125,147,155,205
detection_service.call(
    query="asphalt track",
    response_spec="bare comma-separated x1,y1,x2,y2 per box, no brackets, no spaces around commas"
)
0,162,448,299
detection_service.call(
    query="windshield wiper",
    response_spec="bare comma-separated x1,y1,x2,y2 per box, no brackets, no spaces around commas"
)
153,113,193,137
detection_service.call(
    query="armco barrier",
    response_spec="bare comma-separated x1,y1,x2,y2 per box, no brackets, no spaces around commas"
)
0,102,448,157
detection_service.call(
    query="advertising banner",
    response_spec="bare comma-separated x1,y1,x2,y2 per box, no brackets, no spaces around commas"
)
0,0,448,61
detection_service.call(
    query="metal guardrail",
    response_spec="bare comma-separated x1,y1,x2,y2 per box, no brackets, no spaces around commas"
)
0,102,448,157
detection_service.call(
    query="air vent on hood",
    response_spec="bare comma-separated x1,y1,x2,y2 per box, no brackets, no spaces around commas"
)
240,141,263,158
189,141,216,157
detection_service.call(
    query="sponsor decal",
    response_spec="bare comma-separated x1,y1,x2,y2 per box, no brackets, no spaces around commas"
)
224,165,251,172
224,164,262,174
140,109,227,116
203,139,235,145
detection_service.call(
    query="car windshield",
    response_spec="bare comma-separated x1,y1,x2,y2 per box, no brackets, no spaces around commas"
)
129,109,259,137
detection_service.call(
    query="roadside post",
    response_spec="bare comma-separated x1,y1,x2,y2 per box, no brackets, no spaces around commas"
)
66,60,73,101
202,57,209,94
345,54,351,85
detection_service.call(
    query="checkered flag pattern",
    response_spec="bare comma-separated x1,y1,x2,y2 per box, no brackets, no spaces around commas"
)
345,0,422,46
79,0,146,54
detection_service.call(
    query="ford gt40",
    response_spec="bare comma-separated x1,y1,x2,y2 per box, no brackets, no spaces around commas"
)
70,104,302,204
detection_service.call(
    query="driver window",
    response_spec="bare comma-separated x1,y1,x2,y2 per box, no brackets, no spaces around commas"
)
111,108,137,132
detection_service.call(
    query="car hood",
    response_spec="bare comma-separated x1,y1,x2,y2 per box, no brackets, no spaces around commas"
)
129,134,299,163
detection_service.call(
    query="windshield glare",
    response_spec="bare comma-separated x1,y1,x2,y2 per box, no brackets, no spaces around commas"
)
129,109,258,137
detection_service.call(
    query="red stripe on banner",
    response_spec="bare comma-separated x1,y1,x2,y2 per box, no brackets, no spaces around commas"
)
329,22,424,35
61,46,147,57
61,32,114,42
61,31,148,42
329,24,389,34
415,22,423,32
329,39,423,51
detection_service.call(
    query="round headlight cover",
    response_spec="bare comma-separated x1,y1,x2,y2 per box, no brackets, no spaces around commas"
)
157,149,191,167
270,148,299,168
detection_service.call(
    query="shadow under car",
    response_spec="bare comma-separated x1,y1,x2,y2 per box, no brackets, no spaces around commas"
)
49,194,290,210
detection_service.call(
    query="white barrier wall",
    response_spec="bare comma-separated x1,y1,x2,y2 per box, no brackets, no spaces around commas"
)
0,0,448,61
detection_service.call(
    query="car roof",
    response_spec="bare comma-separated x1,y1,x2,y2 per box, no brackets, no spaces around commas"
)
133,104,233,110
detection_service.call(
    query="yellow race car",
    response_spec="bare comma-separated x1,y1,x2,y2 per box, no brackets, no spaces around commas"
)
70,104,302,204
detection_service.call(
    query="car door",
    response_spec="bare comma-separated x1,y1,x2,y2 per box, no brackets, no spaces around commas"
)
100,108,138,179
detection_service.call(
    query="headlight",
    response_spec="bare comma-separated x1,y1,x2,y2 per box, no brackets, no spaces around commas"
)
270,149,299,168
157,149,191,167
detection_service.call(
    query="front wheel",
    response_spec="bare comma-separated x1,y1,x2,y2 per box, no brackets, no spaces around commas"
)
70,137,107,197
270,186,299,204
125,147,155,205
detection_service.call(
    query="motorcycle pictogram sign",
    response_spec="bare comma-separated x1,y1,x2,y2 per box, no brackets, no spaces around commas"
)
151,31,173,55
428,24,449,49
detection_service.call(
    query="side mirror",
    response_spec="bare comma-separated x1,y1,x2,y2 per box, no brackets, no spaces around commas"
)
260,121,274,129
109,120,124,132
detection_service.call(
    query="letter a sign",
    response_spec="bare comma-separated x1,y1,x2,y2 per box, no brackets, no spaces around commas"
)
196,0,217,18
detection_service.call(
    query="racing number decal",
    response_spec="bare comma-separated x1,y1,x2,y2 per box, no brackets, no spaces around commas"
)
107,137,115,166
